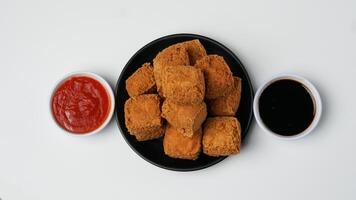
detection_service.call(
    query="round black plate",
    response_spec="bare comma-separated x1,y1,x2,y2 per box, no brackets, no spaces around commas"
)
115,34,254,171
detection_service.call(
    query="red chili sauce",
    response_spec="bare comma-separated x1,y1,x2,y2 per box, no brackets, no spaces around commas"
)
52,76,111,134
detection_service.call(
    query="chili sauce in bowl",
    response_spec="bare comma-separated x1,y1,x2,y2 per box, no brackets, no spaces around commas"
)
50,72,115,136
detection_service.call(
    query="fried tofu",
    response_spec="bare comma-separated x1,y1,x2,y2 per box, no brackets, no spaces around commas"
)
125,63,156,97
153,44,190,96
202,117,241,157
208,77,242,116
179,39,207,65
134,126,165,141
163,125,202,160
124,94,162,134
123,39,244,160
161,99,207,137
161,65,205,104
195,55,234,99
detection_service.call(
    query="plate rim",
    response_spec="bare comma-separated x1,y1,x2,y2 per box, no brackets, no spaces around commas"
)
114,33,254,172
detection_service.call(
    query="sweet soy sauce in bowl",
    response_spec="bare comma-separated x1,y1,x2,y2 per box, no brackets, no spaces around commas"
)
254,75,322,140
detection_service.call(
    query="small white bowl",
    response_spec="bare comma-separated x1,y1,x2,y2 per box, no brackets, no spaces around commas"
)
253,74,322,140
50,72,115,136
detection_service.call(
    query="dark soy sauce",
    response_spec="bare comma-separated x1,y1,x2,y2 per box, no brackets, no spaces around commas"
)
259,79,315,136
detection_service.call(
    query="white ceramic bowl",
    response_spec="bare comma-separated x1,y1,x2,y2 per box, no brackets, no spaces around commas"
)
50,72,115,136
253,74,322,140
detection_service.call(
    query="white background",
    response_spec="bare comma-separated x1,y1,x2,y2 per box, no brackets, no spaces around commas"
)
1,0,355,199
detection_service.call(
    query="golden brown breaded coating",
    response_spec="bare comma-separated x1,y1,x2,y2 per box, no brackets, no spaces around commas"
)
153,44,190,96
208,77,242,116
195,55,234,99
163,125,202,160
124,94,162,134
161,99,207,137
161,65,205,104
179,39,207,65
202,117,241,157
134,126,165,141
125,63,156,97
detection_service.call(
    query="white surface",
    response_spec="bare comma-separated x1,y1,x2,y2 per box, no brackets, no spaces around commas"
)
0,0,355,199
253,74,323,140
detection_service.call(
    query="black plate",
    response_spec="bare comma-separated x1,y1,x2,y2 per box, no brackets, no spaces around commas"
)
115,34,254,171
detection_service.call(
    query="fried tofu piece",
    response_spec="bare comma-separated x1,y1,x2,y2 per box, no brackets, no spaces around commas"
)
163,125,202,160
162,99,207,137
153,44,190,96
125,63,156,97
161,65,205,104
195,55,234,99
208,77,242,116
202,117,241,156
134,126,165,141
124,94,162,134
179,39,207,65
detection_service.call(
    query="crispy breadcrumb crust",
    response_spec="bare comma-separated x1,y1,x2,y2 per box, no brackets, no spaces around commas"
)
161,65,205,104
161,99,207,137
126,63,156,97
163,125,202,160
134,126,165,141
195,55,234,99
202,117,241,156
124,94,162,133
180,39,207,65
153,44,190,96
208,77,242,116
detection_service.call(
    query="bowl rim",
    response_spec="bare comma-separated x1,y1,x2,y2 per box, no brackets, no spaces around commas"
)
114,33,255,171
253,73,322,140
49,71,115,136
